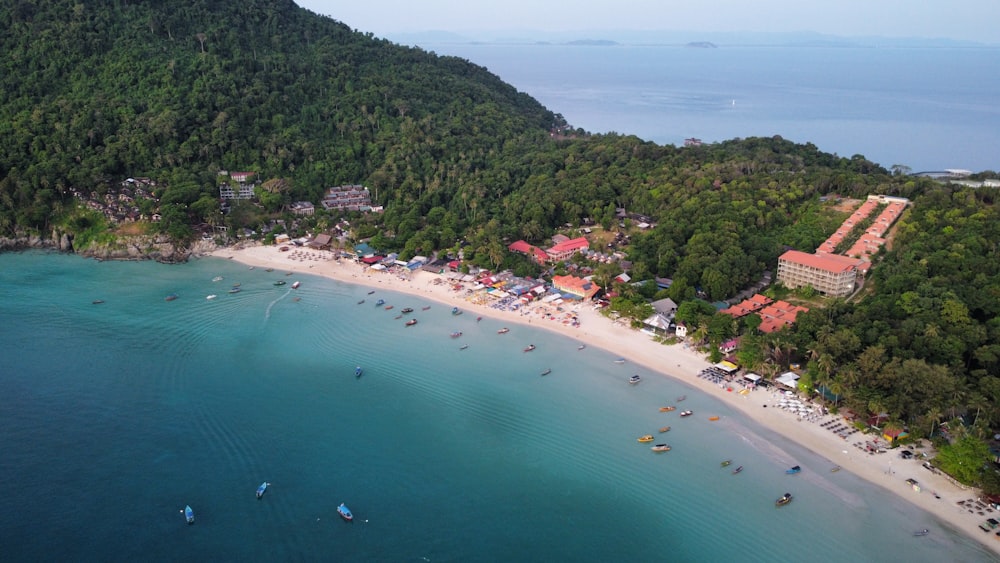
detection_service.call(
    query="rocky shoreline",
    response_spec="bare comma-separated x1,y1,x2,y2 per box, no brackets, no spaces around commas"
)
0,232,218,263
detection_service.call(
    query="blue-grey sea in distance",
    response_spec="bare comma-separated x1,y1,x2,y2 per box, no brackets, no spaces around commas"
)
419,43,1000,173
0,251,994,562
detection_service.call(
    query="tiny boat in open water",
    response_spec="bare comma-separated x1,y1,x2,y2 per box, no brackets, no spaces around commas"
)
229,287,241,294
775,493,793,507
257,482,269,499
614,358,626,364
523,344,536,352
206,294,217,300
375,299,385,306
709,416,720,421
629,375,641,384
679,410,693,417
459,344,469,350
659,406,676,412
721,460,732,467
637,435,654,443
358,299,365,304
676,395,687,402
577,344,586,350
355,366,363,378
274,280,286,286
786,465,801,475
913,529,929,537
394,314,403,319
651,444,671,452
384,305,394,310
732,466,743,475
291,281,301,289
830,466,841,473
451,331,463,338
337,503,354,522
368,290,376,295
165,293,179,301
422,306,431,310
406,319,418,326
183,505,194,524
659,426,671,433
402,307,414,314
212,276,224,282
540,369,551,376
92,299,105,304
497,327,510,334
451,307,462,316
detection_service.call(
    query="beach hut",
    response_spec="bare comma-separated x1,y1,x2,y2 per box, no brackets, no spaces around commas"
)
776,371,801,390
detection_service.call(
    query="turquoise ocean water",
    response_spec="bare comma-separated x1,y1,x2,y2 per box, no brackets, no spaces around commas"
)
0,252,993,562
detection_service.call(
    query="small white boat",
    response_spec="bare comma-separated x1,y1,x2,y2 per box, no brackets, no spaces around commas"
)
629,375,641,385
212,276,223,282
651,444,671,452
614,358,626,364
291,281,301,289
577,344,586,350
206,294,217,300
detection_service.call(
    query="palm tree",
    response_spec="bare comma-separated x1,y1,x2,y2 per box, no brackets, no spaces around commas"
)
924,407,943,439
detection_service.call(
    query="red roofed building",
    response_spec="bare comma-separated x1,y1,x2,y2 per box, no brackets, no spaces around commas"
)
552,275,601,301
777,250,864,297
757,300,810,333
720,293,773,318
507,240,549,264
546,236,590,262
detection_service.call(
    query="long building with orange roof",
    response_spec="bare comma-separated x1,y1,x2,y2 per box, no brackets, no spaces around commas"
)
552,274,601,300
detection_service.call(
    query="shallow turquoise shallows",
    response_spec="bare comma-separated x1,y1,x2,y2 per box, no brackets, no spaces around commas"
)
0,252,992,562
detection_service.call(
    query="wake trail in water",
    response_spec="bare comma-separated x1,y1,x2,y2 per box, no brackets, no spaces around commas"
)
263,289,292,322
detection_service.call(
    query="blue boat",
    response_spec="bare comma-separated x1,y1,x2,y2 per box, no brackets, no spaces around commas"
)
183,505,194,524
256,482,269,499
355,366,363,378
786,465,802,475
337,503,354,522
451,307,462,316
375,299,385,306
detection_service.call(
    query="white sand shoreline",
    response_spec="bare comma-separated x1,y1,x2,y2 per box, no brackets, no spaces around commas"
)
210,243,1000,556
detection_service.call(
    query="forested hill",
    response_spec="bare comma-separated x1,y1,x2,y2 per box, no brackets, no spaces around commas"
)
0,0,555,223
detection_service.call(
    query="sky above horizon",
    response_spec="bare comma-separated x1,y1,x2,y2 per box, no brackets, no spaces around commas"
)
295,0,998,44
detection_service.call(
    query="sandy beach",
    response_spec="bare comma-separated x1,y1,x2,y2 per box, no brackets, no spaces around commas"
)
211,243,1000,556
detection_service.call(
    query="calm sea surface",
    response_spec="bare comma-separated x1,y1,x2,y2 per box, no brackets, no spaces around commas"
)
421,43,1000,173
0,252,993,561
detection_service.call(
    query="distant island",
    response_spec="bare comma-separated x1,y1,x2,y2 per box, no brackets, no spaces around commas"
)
565,39,619,46
686,42,718,48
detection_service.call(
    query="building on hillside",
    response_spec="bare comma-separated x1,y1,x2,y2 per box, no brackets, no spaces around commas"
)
552,274,601,301
507,240,549,264
321,184,371,212
309,233,332,249
776,250,864,297
219,182,255,200
290,201,315,216
545,236,590,262
230,171,256,183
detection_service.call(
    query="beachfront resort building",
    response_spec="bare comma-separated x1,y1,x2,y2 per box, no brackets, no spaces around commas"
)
552,274,601,301
777,250,864,297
